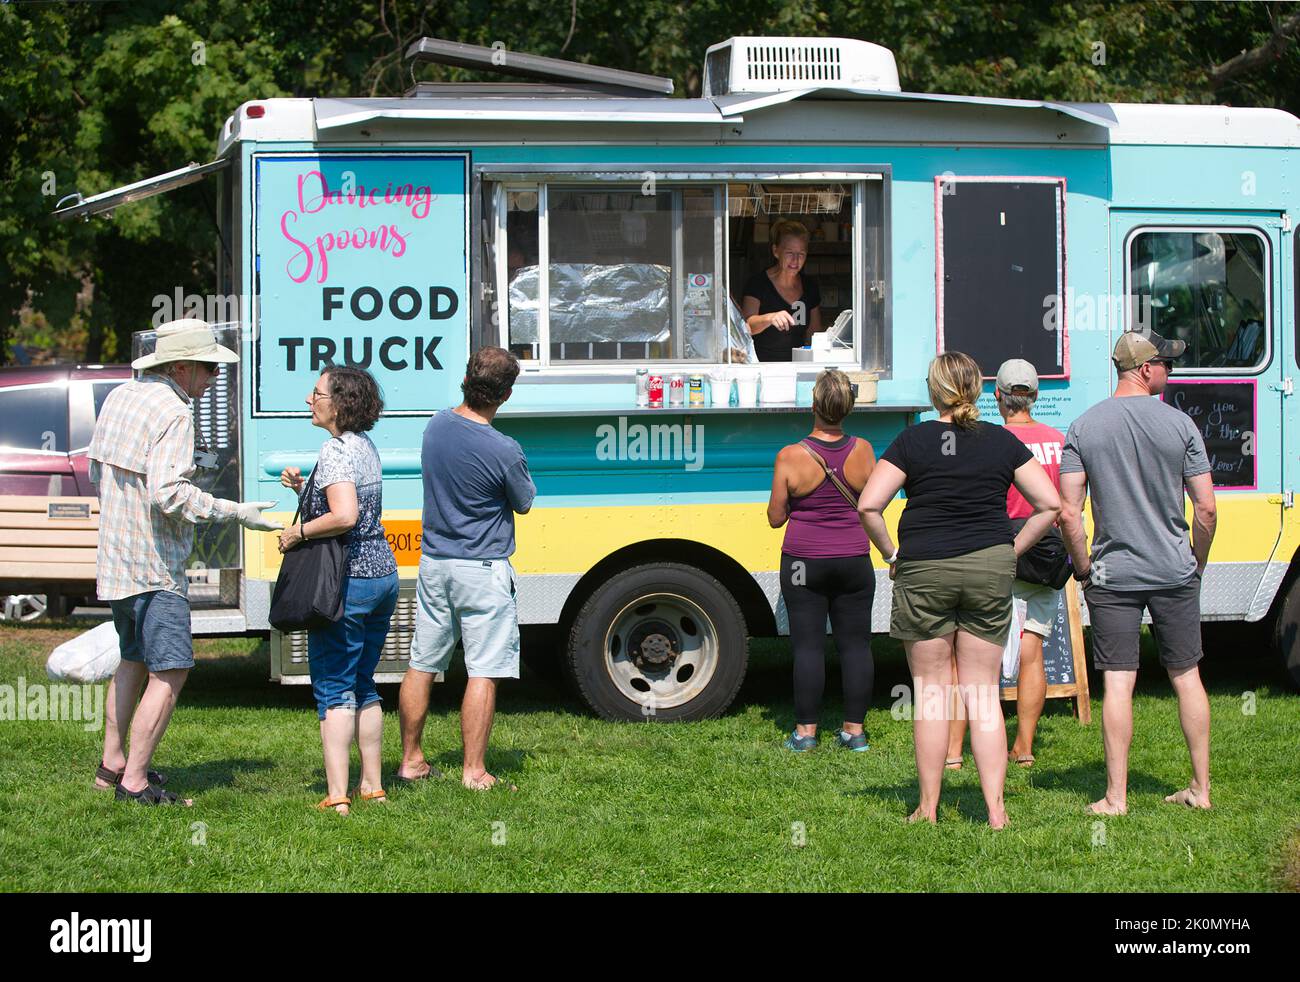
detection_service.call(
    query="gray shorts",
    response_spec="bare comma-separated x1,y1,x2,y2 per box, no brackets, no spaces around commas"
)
410,555,520,679
110,590,194,673
1083,575,1203,672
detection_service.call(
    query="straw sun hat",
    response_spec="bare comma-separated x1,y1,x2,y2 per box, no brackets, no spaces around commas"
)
131,318,240,370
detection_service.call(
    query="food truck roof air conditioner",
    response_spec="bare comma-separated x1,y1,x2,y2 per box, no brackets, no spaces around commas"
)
703,37,901,97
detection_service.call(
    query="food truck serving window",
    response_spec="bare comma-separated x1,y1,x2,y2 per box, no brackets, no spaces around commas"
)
480,171,886,371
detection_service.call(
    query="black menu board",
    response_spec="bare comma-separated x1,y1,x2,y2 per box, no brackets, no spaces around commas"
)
1162,381,1257,490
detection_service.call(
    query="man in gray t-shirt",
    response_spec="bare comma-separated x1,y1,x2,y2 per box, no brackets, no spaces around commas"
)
398,347,535,792
1059,330,1218,816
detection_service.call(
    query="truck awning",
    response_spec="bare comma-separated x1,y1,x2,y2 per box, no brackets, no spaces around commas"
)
710,88,1119,129
314,97,730,129
52,158,230,221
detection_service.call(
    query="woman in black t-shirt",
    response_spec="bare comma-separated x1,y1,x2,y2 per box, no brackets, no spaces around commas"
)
857,351,1060,830
741,219,823,362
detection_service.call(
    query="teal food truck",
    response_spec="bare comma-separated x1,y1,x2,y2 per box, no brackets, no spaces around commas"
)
54,35,1300,718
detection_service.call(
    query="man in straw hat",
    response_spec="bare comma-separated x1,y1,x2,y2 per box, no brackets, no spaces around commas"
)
1058,329,1217,816
88,319,282,805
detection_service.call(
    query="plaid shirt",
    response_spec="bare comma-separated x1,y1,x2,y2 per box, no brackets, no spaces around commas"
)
88,373,238,600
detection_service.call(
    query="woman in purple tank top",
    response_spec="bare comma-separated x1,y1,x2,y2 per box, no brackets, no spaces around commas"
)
767,370,878,752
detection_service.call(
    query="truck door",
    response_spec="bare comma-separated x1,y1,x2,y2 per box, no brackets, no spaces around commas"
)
1110,210,1287,621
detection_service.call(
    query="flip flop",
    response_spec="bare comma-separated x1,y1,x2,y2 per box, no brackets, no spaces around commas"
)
352,787,388,804
96,762,166,788
316,795,351,814
394,764,444,783
944,757,963,770
1009,752,1035,767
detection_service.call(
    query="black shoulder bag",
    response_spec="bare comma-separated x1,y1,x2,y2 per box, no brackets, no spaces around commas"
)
269,469,347,632
1009,517,1073,590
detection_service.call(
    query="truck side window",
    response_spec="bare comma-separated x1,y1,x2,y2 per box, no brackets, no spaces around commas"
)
0,386,68,453
1128,228,1269,371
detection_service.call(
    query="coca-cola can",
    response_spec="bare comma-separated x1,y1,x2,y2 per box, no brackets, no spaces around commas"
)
648,373,664,408
635,368,649,407
668,374,686,407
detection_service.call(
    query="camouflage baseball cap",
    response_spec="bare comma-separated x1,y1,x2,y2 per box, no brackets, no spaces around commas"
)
1112,330,1186,371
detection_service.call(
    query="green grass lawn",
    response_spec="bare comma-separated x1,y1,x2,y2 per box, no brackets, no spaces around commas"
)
0,619,1296,892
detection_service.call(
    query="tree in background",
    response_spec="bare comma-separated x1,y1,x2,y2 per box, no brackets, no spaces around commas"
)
3,0,1298,365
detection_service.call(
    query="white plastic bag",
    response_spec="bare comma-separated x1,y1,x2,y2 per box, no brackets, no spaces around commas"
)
47,620,121,683
1000,597,1028,681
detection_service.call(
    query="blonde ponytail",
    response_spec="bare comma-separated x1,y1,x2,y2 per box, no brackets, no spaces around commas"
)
951,401,980,430
926,351,983,430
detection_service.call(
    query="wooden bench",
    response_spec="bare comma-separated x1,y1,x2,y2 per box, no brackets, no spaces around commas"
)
0,495,100,594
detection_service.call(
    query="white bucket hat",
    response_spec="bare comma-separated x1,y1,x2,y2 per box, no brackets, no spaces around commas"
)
131,318,240,370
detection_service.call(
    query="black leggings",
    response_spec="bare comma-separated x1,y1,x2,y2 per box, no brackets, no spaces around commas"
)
780,553,876,726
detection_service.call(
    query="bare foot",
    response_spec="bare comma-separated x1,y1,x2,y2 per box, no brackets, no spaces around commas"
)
907,807,937,824
1087,797,1127,816
1163,788,1212,810
988,811,1009,830
395,761,442,781
463,772,518,792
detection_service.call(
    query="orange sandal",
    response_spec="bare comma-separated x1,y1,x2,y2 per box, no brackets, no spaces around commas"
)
317,795,351,814
353,788,388,804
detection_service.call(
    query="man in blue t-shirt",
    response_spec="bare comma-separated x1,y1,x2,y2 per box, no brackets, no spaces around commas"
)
397,347,536,791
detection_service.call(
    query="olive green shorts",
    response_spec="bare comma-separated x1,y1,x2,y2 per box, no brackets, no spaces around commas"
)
889,543,1017,645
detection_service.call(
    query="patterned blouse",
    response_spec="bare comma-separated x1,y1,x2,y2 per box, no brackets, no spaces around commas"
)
303,432,396,578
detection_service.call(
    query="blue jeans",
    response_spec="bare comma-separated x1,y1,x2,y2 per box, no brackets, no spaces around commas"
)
307,572,399,720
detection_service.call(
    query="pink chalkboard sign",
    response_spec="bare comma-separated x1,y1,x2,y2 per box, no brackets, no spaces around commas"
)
1161,379,1257,491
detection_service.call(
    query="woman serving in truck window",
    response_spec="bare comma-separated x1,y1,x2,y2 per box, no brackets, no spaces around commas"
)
742,218,823,362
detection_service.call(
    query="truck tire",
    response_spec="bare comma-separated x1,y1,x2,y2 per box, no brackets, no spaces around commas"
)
1273,575,1300,691
565,562,749,721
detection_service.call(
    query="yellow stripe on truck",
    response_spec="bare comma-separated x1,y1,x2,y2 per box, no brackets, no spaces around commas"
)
245,494,1284,579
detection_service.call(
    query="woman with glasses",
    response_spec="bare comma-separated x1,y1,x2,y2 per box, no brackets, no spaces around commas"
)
278,366,397,815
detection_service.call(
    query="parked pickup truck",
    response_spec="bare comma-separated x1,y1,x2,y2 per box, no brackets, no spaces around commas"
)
0,364,129,620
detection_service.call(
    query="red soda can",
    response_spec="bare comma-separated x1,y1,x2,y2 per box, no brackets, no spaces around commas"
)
648,373,664,408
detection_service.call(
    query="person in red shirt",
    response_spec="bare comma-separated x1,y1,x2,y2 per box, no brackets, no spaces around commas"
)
945,359,1064,769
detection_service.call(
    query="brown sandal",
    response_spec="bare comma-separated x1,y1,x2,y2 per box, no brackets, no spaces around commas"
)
316,795,351,814
96,762,166,788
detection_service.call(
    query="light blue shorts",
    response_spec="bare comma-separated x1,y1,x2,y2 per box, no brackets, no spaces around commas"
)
410,555,520,679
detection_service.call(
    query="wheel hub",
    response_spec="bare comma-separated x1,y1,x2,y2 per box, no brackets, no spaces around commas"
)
628,620,678,670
